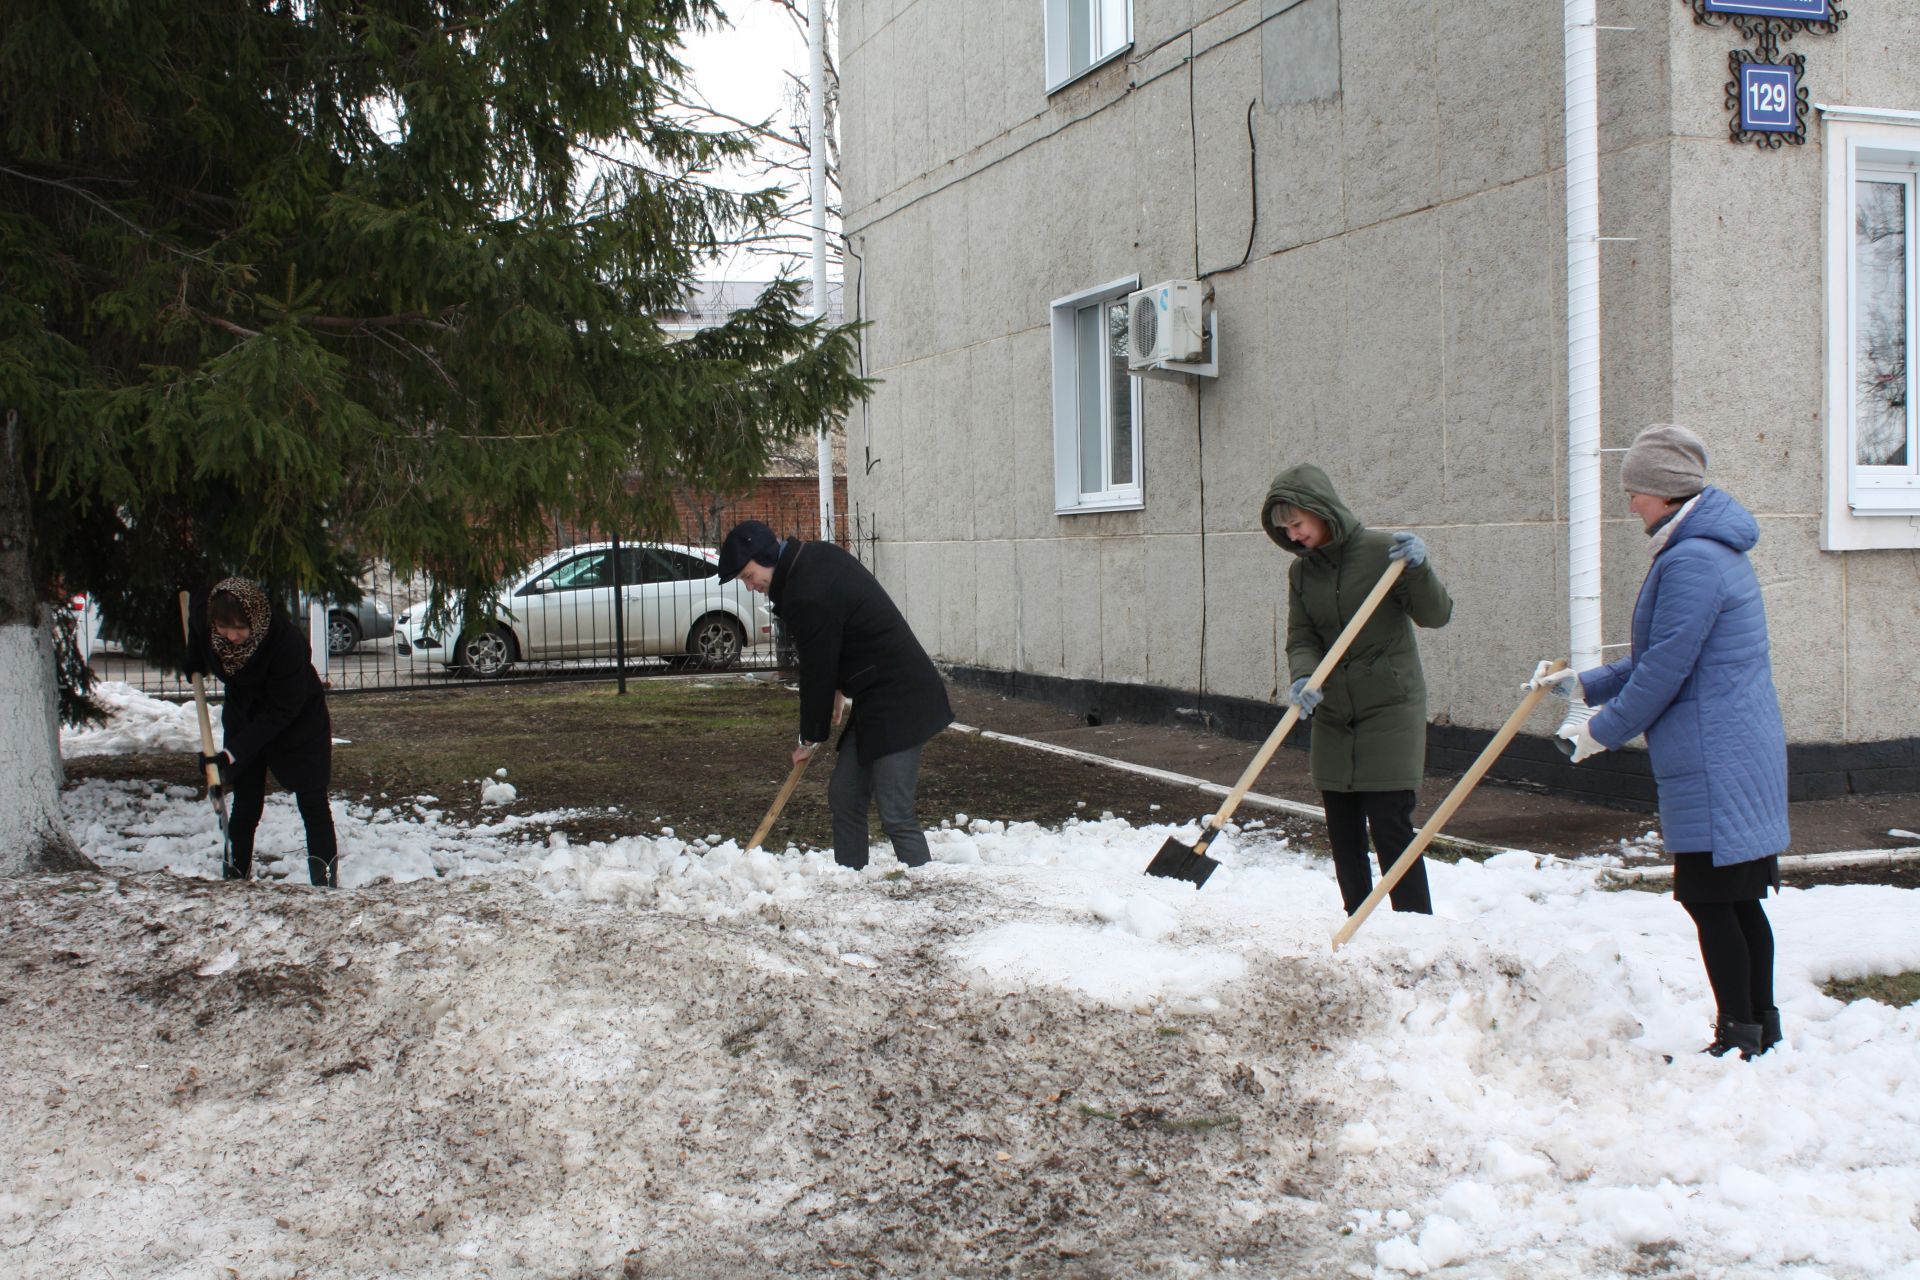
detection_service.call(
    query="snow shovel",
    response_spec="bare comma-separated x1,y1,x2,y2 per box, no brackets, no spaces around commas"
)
1146,558,1408,888
745,748,816,852
178,591,236,876
1330,660,1567,951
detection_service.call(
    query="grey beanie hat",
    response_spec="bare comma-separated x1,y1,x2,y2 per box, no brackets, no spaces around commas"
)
1620,424,1708,499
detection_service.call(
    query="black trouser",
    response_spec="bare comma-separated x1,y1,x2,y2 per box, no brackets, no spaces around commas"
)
1323,789,1431,916
226,758,338,887
1682,899,1775,1024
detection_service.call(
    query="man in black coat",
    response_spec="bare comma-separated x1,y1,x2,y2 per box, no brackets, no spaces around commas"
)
718,521,952,869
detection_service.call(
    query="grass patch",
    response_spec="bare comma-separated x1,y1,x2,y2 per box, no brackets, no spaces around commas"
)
1155,1113,1241,1134
1823,971,1920,1008
327,680,796,843
68,677,1259,853
721,1017,772,1058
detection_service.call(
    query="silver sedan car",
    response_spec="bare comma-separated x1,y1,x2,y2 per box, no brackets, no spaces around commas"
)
298,594,396,656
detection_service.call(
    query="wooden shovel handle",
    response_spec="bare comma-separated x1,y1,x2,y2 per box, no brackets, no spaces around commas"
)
1330,660,1568,951
178,591,221,789
745,749,815,851
1195,557,1407,853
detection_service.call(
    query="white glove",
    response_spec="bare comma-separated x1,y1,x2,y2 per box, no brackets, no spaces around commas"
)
1526,660,1583,700
1555,719,1606,763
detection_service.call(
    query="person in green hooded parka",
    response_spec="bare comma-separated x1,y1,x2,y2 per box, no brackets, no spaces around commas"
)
1262,464,1453,916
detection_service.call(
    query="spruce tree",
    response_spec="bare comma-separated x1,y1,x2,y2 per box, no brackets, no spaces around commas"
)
0,0,867,872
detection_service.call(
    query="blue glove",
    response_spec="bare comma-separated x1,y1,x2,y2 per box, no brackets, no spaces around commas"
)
1288,676,1322,717
1388,531,1427,568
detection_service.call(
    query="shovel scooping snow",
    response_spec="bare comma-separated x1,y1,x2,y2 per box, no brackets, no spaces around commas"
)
1145,559,1407,887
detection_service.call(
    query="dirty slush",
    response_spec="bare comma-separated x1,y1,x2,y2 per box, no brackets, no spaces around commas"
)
1,866,1384,1277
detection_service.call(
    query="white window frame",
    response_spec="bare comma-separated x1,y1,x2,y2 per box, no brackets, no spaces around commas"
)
1050,275,1144,514
1044,0,1133,95
1820,104,1920,550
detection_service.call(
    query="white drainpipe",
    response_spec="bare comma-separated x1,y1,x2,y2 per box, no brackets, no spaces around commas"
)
809,0,835,541
1564,0,1604,695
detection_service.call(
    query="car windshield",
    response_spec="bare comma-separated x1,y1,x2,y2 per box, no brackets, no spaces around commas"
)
542,553,610,590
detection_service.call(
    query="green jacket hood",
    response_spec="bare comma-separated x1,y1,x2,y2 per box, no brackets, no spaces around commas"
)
1261,464,1361,554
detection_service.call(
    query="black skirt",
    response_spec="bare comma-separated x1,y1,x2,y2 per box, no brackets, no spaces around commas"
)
1672,851,1780,904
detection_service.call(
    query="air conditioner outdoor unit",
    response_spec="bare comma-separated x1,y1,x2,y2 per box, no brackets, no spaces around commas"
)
1127,279,1207,370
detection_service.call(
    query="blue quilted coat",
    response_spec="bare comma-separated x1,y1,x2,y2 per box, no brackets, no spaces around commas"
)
1578,488,1789,865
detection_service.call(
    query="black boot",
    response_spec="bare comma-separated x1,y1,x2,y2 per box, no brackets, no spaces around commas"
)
1757,1007,1782,1054
1705,1018,1764,1061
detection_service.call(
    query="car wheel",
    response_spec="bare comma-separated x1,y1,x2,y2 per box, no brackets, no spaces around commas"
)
327,612,361,656
685,613,745,670
458,627,517,678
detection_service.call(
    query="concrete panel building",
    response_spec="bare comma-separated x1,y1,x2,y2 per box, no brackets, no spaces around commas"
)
839,0,1920,799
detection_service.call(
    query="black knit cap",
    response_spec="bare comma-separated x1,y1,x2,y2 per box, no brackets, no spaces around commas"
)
715,520,780,583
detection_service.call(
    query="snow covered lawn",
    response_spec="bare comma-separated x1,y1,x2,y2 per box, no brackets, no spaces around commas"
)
14,683,1915,1277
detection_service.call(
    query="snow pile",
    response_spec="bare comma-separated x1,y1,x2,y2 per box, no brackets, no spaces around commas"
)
64,778,573,887
1616,827,1665,861
59,681,205,757
1321,856,1920,1276
534,833,831,920
19,788,1920,1279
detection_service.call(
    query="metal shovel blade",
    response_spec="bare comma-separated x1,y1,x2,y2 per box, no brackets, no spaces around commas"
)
209,790,242,879
1145,834,1220,887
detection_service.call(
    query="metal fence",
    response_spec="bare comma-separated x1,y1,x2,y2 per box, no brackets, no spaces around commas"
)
73,502,873,699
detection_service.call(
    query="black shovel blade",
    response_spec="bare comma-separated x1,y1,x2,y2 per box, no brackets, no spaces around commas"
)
1145,835,1220,887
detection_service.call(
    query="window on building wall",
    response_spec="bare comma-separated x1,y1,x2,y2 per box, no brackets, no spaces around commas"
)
1821,108,1920,548
1050,276,1143,513
1851,170,1916,486
1044,0,1132,94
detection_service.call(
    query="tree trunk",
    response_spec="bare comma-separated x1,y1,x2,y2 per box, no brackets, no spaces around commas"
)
0,410,95,876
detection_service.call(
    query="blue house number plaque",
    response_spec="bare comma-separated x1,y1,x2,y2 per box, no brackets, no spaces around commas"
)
1738,62,1797,133
1692,0,1844,148
1704,0,1830,18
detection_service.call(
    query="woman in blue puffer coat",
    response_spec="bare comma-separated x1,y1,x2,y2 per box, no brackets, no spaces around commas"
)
1538,425,1789,1061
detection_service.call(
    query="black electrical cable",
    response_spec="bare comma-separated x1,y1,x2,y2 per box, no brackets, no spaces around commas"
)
1199,98,1259,281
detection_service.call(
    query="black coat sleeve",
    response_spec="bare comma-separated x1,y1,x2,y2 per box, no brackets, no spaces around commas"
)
222,625,324,765
180,590,212,680
783,595,845,745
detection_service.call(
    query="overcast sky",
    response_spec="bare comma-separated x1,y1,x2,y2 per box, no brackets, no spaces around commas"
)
677,1,821,282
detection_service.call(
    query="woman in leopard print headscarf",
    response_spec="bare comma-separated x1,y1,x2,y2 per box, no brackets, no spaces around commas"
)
208,576,272,674
189,579,338,887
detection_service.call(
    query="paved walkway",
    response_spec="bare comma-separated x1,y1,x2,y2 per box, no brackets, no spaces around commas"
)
947,686,1919,863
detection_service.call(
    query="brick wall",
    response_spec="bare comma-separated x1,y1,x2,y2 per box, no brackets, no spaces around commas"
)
669,476,851,550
